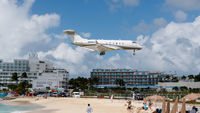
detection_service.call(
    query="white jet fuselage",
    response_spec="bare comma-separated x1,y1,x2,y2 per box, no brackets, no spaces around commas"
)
63,29,142,55
72,39,142,52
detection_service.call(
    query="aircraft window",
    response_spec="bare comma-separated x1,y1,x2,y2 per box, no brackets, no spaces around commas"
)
132,42,136,43
88,41,95,43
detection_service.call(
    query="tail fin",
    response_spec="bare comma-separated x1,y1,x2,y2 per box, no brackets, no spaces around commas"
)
63,29,86,42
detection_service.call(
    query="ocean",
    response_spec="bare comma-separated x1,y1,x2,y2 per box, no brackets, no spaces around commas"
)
0,103,42,113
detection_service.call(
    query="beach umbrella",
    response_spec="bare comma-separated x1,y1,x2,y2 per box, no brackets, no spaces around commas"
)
166,100,170,113
180,98,186,113
180,93,200,102
161,99,166,113
170,98,178,113
145,95,168,101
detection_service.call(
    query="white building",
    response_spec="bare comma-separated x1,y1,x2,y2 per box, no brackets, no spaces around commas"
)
158,81,200,92
0,54,69,91
32,69,68,91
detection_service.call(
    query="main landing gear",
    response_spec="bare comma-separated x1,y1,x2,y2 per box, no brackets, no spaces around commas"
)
133,50,136,55
100,51,105,55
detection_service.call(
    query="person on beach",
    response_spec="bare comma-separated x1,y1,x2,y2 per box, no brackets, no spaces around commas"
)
110,94,114,102
190,106,198,113
87,104,93,113
148,100,152,109
142,101,148,110
127,99,133,113
132,92,135,101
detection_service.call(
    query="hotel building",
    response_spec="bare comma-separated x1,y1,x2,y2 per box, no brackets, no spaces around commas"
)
0,54,69,91
91,69,173,88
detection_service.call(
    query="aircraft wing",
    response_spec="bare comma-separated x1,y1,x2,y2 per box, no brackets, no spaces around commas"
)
83,44,121,52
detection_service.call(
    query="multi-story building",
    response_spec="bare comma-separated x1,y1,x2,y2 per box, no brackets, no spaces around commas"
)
0,59,29,72
32,68,69,91
0,54,69,90
90,69,173,88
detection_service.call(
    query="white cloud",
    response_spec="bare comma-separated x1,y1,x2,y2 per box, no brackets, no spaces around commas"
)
132,16,200,74
0,0,60,59
166,0,200,10
38,43,88,64
174,10,187,22
153,18,167,27
133,18,167,34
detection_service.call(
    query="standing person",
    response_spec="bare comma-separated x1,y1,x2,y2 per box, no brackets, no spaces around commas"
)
132,92,135,101
86,104,93,113
110,94,114,102
190,106,197,113
148,100,153,109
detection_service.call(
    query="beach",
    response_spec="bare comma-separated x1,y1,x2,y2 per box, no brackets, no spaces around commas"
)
0,97,152,113
1,97,200,113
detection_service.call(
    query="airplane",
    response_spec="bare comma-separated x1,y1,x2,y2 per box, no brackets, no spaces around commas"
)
63,30,142,55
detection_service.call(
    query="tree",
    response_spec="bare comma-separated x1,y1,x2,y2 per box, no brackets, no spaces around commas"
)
89,77,99,86
21,72,28,78
115,79,125,86
68,77,89,90
172,77,178,82
172,86,179,91
11,73,19,85
188,75,194,80
180,86,188,92
7,84,17,91
15,81,32,93
165,75,171,80
181,76,186,80
194,73,200,82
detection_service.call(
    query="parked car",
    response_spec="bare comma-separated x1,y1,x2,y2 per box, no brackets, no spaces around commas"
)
135,95,144,100
73,92,80,98
58,92,67,97
51,92,58,97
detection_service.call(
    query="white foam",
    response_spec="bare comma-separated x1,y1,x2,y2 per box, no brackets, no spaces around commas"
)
11,111,28,113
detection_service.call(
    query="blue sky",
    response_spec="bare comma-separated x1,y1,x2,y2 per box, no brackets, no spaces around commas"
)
30,0,199,39
1,0,200,77
31,0,168,38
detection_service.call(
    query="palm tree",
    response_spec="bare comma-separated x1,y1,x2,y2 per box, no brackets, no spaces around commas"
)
11,72,19,85
165,75,171,80
181,76,186,80
21,72,28,78
188,75,194,80
172,86,179,91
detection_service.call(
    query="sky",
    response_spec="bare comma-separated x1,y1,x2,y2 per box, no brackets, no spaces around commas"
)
1,0,200,77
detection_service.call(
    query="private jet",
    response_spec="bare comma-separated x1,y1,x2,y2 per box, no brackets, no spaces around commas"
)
63,30,142,55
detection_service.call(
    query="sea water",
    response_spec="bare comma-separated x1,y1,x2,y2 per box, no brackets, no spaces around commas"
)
0,103,42,113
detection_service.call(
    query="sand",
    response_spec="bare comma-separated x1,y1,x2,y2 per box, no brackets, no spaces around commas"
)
1,97,200,113
0,97,155,113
